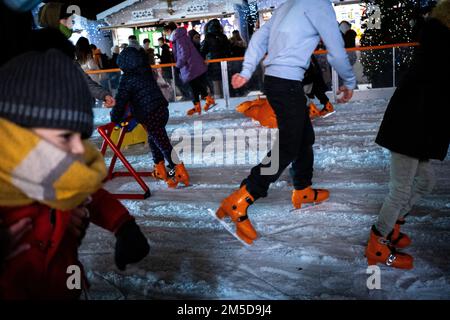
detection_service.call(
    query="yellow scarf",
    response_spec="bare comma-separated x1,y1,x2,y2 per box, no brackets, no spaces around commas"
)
0,119,107,211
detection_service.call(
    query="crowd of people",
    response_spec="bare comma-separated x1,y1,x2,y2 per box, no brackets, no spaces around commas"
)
81,17,357,120
0,0,448,300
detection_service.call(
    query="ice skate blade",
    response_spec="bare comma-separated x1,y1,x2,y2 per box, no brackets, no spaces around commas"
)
321,111,336,118
290,200,328,212
207,209,252,247
204,103,217,112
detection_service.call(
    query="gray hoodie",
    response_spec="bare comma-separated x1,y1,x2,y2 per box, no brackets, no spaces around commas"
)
241,0,356,89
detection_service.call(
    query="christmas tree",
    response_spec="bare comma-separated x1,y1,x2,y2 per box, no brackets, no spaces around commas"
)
359,0,429,87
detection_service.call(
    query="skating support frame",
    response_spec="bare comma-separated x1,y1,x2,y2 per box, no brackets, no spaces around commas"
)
97,122,151,200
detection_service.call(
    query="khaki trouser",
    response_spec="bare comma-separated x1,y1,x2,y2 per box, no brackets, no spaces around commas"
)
376,152,436,236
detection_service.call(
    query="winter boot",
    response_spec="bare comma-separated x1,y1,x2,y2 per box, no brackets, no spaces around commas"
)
365,226,413,269
309,102,321,119
187,102,201,116
216,185,258,244
152,161,168,181
388,220,412,249
203,95,216,112
167,163,190,188
292,186,329,209
319,101,334,117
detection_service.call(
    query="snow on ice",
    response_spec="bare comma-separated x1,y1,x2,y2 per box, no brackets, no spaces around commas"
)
81,98,450,300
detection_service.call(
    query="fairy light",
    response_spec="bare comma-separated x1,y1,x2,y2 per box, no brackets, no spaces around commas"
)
360,0,424,85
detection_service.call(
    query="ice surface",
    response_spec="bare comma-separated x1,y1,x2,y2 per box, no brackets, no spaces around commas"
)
82,98,450,299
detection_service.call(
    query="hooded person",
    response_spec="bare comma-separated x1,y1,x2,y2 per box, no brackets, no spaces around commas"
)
0,49,150,299
164,23,215,115
37,2,116,108
201,19,231,60
110,46,189,188
200,19,231,99
188,29,201,53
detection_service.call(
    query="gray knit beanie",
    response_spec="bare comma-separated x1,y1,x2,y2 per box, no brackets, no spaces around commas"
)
0,49,94,138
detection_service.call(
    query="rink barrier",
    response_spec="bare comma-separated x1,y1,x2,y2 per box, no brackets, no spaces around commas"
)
98,122,152,200
85,42,419,75
86,42,420,105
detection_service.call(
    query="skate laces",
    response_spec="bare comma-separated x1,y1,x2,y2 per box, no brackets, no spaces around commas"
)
386,253,397,266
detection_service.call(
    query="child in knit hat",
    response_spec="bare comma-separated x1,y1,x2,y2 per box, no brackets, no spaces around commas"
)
0,49,150,299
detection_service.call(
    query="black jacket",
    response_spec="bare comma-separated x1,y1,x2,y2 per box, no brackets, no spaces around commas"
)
111,47,168,124
158,44,173,64
201,31,231,81
201,33,231,60
342,30,357,48
375,18,450,161
200,19,231,60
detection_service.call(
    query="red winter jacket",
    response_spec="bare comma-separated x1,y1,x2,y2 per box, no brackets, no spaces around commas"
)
0,188,133,300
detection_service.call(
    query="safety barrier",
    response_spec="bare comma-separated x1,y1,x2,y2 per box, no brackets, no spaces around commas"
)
86,42,419,106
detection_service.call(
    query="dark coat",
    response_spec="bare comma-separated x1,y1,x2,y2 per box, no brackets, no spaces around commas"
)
111,47,168,124
158,43,173,64
342,30,357,48
200,32,231,81
200,20,231,60
200,20,231,81
200,32,231,60
375,18,450,161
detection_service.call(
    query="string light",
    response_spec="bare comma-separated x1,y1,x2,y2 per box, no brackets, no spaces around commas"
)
360,0,425,86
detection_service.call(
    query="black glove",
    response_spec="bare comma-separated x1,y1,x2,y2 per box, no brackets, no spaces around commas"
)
114,220,150,271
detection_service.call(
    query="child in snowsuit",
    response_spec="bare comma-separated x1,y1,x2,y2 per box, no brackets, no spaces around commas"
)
0,50,150,299
111,46,189,188
365,1,450,270
303,55,334,119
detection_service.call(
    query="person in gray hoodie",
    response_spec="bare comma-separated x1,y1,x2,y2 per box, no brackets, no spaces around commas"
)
216,0,356,244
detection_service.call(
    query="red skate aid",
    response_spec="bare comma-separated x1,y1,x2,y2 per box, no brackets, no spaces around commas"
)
98,121,152,200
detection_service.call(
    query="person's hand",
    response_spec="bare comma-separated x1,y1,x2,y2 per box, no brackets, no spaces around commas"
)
336,86,353,103
0,218,32,261
114,220,150,271
231,74,249,89
103,95,116,108
68,207,90,244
